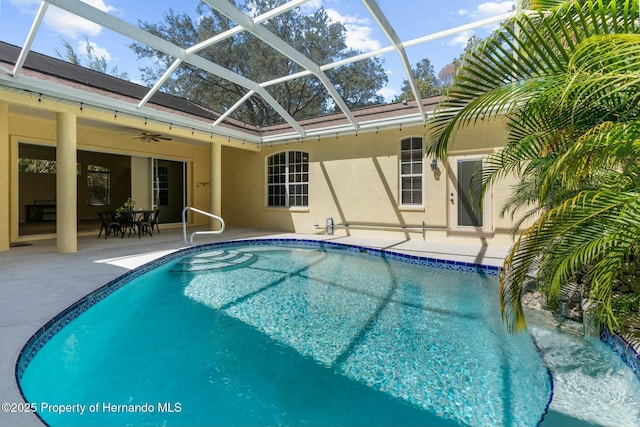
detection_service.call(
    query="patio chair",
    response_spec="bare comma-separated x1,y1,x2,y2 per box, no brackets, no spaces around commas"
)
150,209,160,233
98,211,121,239
137,210,154,238
119,211,138,238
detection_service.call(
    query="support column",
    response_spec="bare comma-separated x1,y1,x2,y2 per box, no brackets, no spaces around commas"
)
56,112,77,254
211,142,222,229
0,102,9,252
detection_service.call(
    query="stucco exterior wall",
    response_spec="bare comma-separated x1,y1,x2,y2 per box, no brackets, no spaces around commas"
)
0,102,9,252
1,108,212,248
447,117,530,237
222,118,524,245
1,94,525,252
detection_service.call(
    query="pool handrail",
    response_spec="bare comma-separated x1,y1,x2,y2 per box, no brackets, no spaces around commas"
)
182,206,225,244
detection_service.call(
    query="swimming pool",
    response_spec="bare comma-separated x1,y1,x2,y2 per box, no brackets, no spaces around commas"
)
16,239,640,426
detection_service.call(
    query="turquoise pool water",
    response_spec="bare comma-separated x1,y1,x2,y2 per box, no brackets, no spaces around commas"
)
17,242,639,426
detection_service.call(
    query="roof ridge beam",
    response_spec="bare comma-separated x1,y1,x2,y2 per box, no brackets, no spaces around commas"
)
401,11,517,48
361,0,425,121
259,11,517,88
12,1,49,78
45,0,306,137
138,0,312,110
203,0,360,131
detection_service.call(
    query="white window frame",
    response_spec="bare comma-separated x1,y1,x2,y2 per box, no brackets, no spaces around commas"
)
399,136,424,206
267,151,309,208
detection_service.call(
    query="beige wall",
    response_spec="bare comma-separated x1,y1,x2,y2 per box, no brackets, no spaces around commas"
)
448,117,528,237
1,108,212,248
131,156,150,210
0,94,524,251
0,103,9,252
222,118,522,244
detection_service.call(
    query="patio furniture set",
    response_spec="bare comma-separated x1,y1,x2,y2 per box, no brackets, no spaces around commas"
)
97,209,160,239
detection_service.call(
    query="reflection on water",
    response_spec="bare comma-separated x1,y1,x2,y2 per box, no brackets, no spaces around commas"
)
19,245,640,427
527,309,640,427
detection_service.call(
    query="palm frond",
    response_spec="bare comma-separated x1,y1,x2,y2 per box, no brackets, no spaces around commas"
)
543,120,640,195
427,0,640,159
501,190,640,332
526,0,569,10
425,0,640,333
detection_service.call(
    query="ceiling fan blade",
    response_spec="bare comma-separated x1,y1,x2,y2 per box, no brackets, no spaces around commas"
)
121,131,171,142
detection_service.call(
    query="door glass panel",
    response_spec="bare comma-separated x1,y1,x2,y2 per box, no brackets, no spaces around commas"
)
457,159,483,227
153,159,186,223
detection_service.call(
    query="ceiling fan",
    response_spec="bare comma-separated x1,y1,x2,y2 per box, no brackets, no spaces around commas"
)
124,131,172,142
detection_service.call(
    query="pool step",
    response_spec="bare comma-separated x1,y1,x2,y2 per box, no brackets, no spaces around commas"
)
170,250,256,273
175,251,246,265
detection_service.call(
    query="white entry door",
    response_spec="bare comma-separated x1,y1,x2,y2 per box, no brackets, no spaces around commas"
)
448,155,492,233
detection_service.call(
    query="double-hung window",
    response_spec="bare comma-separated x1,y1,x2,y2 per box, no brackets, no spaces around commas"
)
267,151,309,207
400,137,423,205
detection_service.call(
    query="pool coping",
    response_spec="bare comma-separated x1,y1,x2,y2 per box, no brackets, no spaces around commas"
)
13,237,640,425
15,238,501,381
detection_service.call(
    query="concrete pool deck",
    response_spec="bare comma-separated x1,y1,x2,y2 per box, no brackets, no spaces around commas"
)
3,228,640,427
0,228,508,427
0,226,512,426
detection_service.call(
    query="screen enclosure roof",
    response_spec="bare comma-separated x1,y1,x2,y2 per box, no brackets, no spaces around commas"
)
0,0,520,146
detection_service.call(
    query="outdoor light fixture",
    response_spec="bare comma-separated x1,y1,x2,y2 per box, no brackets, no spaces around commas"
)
430,159,438,171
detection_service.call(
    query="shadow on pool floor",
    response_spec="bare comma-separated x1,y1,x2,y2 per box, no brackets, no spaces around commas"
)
541,409,605,427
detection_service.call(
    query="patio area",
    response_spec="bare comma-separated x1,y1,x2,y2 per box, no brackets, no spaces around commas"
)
0,226,510,427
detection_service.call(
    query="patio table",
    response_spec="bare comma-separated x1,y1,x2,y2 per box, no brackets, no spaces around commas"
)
119,210,154,238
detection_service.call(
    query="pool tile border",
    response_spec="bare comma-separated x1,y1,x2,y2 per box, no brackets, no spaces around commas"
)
14,238,499,383
601,330,640,379
530,336,555,427
14,237,639,405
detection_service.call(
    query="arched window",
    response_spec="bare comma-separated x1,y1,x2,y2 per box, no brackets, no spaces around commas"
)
400,137,423,205
267,151,309,207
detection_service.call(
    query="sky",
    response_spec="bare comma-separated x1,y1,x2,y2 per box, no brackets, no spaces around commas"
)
0,0,516,102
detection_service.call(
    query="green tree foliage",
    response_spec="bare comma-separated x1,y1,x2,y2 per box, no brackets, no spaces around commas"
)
400,37,484,99
18,158,57,174
427,0,640,333
56,37,129,80
130,0,387,126
394,58,442,102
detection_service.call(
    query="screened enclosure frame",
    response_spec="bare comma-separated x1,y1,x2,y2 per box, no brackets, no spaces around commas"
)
4,0,522,146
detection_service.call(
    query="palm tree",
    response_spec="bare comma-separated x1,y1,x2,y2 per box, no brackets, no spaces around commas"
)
426,0,640,332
